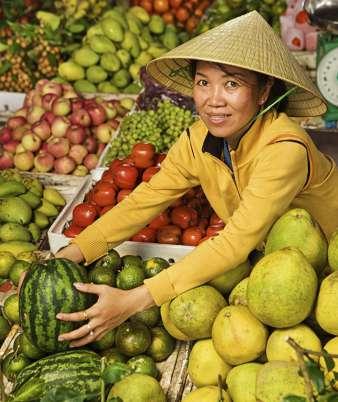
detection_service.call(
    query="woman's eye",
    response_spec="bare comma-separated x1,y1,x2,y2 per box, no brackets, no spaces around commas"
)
196,79,208,86
225,81,239,88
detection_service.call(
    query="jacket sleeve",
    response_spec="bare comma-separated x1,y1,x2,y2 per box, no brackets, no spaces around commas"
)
144,141,308,305
72,131,200,264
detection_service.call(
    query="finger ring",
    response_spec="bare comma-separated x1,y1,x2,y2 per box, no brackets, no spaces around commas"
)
89,330,94,336
82,310,88,320
87,322,92,332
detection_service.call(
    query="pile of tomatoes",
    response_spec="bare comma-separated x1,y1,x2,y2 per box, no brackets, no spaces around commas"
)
130,0,210,33
64,142,225,246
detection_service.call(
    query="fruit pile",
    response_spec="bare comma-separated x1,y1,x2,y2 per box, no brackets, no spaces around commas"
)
54,0,110,21
64,143,223,245
0,169,66,252
163,209,338,401
103,99,196,163
57,5,182,95
0,79,135,175
2,253,176,400
130,0,210,33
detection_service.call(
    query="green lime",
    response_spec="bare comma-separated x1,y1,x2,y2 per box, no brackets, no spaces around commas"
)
91,328,116,351
115,321,151,357
88,264,116,286
0,251,16,278
127,354,159,379
95,249,121,271
20,332,45,360
116,265,145,290
130,306,160,328
146,326,176,362
9,260,30,286
3,293,20,324
0,314,10,342
2,352,31,381
143,257,169,278
122,255,143,269
101,347,128,365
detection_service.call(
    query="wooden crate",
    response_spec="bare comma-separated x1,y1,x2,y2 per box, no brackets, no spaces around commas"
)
0,325,190,402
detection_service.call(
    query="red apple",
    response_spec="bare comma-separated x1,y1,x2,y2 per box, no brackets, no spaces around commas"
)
101,101,117,119
31,92,42,107
34,151,55,172
12,125,30,141
0,151,14,169
13,108,27,118
14,151,34,170
42,93,59,111
32,119,51,141
84,136,97,153
83,153,99,170
52,97,71,116
21,133,42,152
62,83,78,99
16,143,26,154
66,125,86,145
47,137,70,158
107,118,119,129
7,116,27,130
42,111,55,126
27,106,45,125
41,81,63,97
0,127,12,144
35,79,49,92
69,144,88,164
71,98,84,112
95,122,115,144
86,103,107,126
51,116,71,137
69,109,91,127
97,142,106,156
54,156,76,174
3,140,19,153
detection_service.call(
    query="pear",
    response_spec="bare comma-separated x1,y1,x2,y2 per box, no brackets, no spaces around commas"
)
43,188,66,207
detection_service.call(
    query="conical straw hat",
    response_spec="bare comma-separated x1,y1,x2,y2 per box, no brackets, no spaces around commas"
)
147,11,327,117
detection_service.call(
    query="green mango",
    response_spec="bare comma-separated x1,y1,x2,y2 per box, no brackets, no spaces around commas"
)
102,9,128,29
129,6,150,24
19,191,42,209
97,82,119,94
121,31,140,59
116,49,131,68
138,37,149,50
28,222,41,242
36,199,58,217
161,28,178,50
112,69,132,89
126,12,143,35
73,46,99,67
74,79,97,93
100,53,121,72
33,211,49,229
122,82,143,94
27,179,43,197
86,65,108,83
135,51,153,67
101,18,124,43
88,35,116,54
0,241,37,257
141,27,154,44
0,223,31,242
148,15,165,35
86,24,104,39
58,61,85,81
128,63,142,81
0,198,32,225
147,45,167,58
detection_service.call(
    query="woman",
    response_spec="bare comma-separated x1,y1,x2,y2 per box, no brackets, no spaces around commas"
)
55,11,338,347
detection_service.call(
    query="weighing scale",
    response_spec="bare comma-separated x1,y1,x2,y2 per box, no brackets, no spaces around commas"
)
304,0,338,122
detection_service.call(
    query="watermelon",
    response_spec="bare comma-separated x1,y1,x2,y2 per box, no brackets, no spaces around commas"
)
19,258,92,353
11,349,101,402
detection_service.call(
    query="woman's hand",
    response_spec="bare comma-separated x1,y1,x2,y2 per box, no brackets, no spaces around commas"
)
55,243,84,263
56,283,155,347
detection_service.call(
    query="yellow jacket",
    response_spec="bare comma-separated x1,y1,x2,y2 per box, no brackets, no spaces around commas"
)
73,110,338,305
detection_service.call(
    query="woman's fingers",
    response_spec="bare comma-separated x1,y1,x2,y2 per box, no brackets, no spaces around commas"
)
73,282,108,294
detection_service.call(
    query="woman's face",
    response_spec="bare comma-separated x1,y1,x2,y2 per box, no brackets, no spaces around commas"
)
193,61,271,141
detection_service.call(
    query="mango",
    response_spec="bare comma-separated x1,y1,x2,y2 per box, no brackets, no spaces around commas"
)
148,15,165,34
112,69,131,89
134,51,153,67
116,49,131,68
88,35,116,54
0,241,37,257
34,211,49,229
0,223,31,242
128,63,142,81
36,199,58,217
97,82,119,94
102,9,128,29
58,61,85,81
101,18,124,42
86,65,108,84
122,82,143,94
43,187,66,207
129,6,150,24
28,222,41,242
73,47,99,67
0,198,32,225
100,53,121,72
74,79,96,94
86,24,104,38
126,13,143,35
19,191,42,209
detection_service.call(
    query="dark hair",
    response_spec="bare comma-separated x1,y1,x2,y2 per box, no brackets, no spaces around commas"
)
189,60,288,112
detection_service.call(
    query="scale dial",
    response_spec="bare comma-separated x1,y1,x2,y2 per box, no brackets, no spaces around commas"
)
317,47,338,106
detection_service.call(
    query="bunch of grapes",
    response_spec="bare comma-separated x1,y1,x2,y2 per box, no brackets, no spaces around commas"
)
103,100,196,163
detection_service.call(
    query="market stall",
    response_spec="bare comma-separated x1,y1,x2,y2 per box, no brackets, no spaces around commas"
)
0,0,338,401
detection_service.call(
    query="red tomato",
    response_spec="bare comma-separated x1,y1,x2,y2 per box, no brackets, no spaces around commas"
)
197,218,209,235
209,212,224,227
88,200,102,215
140,0,153,13
117,189,132,203
175,6,189,22
157,225,181,244
94,181,116,192
182,226,203,246
153,0,169,13
113,163,139,189
108,158,123,172
170,0,182,8
206,225,223,237
149,211,171,229
100,204,115,216
131,227,157,243
84,188,95,203
142,166,160,182
171,206,198,229
100,170,116,185
131,143,156,169
155,153,166,166
72,203,98,227
170,197,183,208
93,186,116,207
63,222,84,237
162,11,175,24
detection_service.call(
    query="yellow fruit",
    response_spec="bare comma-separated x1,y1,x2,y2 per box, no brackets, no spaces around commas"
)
108,373,166,402
255,361,307,402
319,337,338,390
182,386,231,402
0,251,16,278
188,339,231,388
212,305,268,365
228,277,249,306
226,363,262,402
328,229,338,271
266,324,322,362
3,293,20,324
315,271,338,335
160,302,192,341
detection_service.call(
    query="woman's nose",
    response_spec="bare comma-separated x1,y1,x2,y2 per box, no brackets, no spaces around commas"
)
208,85,225,106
